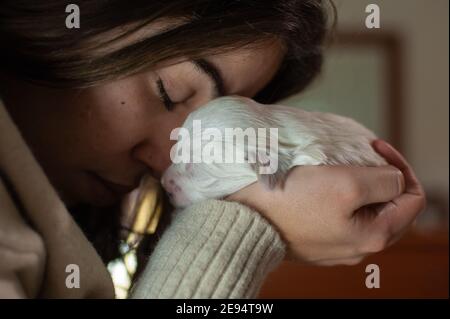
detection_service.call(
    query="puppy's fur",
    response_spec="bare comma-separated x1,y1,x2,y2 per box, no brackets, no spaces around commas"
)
162,96,386,208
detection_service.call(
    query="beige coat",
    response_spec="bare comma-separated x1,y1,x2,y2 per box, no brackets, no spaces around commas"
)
0,100,114,298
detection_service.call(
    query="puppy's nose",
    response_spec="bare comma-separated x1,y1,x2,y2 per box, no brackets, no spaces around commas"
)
160,175,167,188
161,174,175,192
161,176,172,195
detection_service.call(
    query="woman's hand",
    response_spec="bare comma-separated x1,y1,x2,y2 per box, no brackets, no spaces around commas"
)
226,140,426,266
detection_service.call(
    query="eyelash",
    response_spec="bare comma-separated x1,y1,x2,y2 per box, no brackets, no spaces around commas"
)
156,78,175,111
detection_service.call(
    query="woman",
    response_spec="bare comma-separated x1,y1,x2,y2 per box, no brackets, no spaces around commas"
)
0,0,425,298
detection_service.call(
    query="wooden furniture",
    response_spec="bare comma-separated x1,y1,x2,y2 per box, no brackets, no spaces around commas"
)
259,230,448,298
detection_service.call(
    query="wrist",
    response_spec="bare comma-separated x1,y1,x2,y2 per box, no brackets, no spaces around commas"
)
225,182,286,241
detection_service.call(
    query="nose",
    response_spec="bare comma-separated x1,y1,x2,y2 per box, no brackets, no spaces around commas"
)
131,111,189,179
132,139,175,179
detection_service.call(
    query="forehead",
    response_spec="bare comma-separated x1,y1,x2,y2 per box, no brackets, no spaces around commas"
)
208,40,285,97
85,19,285,97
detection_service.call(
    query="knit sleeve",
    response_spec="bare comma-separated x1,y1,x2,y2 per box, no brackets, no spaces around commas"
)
130,199,285,299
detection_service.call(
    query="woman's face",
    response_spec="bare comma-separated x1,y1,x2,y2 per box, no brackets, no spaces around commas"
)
3,41,284,207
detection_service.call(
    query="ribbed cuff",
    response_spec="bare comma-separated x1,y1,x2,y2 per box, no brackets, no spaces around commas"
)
130,199,286,299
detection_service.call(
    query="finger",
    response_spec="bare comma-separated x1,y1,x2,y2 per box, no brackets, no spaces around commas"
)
344,165,405,209
371,140,426,233
372,139,425,197
366,194,425,244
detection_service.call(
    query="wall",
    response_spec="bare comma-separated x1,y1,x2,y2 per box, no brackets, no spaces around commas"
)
288,0,449,207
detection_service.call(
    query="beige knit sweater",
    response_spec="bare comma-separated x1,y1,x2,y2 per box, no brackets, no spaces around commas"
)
0,99,285,299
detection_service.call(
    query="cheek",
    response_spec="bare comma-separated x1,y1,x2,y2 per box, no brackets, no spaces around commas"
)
76,87,148,154
78,108,135,155
54,74,199,174
71,79,177,163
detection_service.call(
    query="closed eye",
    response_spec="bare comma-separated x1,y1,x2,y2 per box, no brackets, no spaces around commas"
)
156,77,175,111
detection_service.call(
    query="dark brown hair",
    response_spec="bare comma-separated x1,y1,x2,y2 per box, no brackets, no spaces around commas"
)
0,0,334,266
0,0,333,103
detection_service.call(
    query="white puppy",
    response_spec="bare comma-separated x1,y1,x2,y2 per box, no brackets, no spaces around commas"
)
161,96,386,208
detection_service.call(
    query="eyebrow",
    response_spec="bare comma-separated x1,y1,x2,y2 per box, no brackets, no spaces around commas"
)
192,58,226,98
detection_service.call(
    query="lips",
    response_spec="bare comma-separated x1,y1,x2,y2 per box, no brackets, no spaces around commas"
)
147,167,162,180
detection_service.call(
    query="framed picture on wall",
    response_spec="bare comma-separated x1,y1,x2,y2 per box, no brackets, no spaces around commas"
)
281,31,403,151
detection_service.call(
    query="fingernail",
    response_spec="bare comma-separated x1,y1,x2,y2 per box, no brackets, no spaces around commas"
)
397,170,405,193
384,141,398,152
374,139,393,152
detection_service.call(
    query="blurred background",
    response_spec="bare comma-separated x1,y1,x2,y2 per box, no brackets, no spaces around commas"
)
260,0,449,298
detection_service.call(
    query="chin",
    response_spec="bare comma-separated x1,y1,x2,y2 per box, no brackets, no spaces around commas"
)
60,175,119,208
